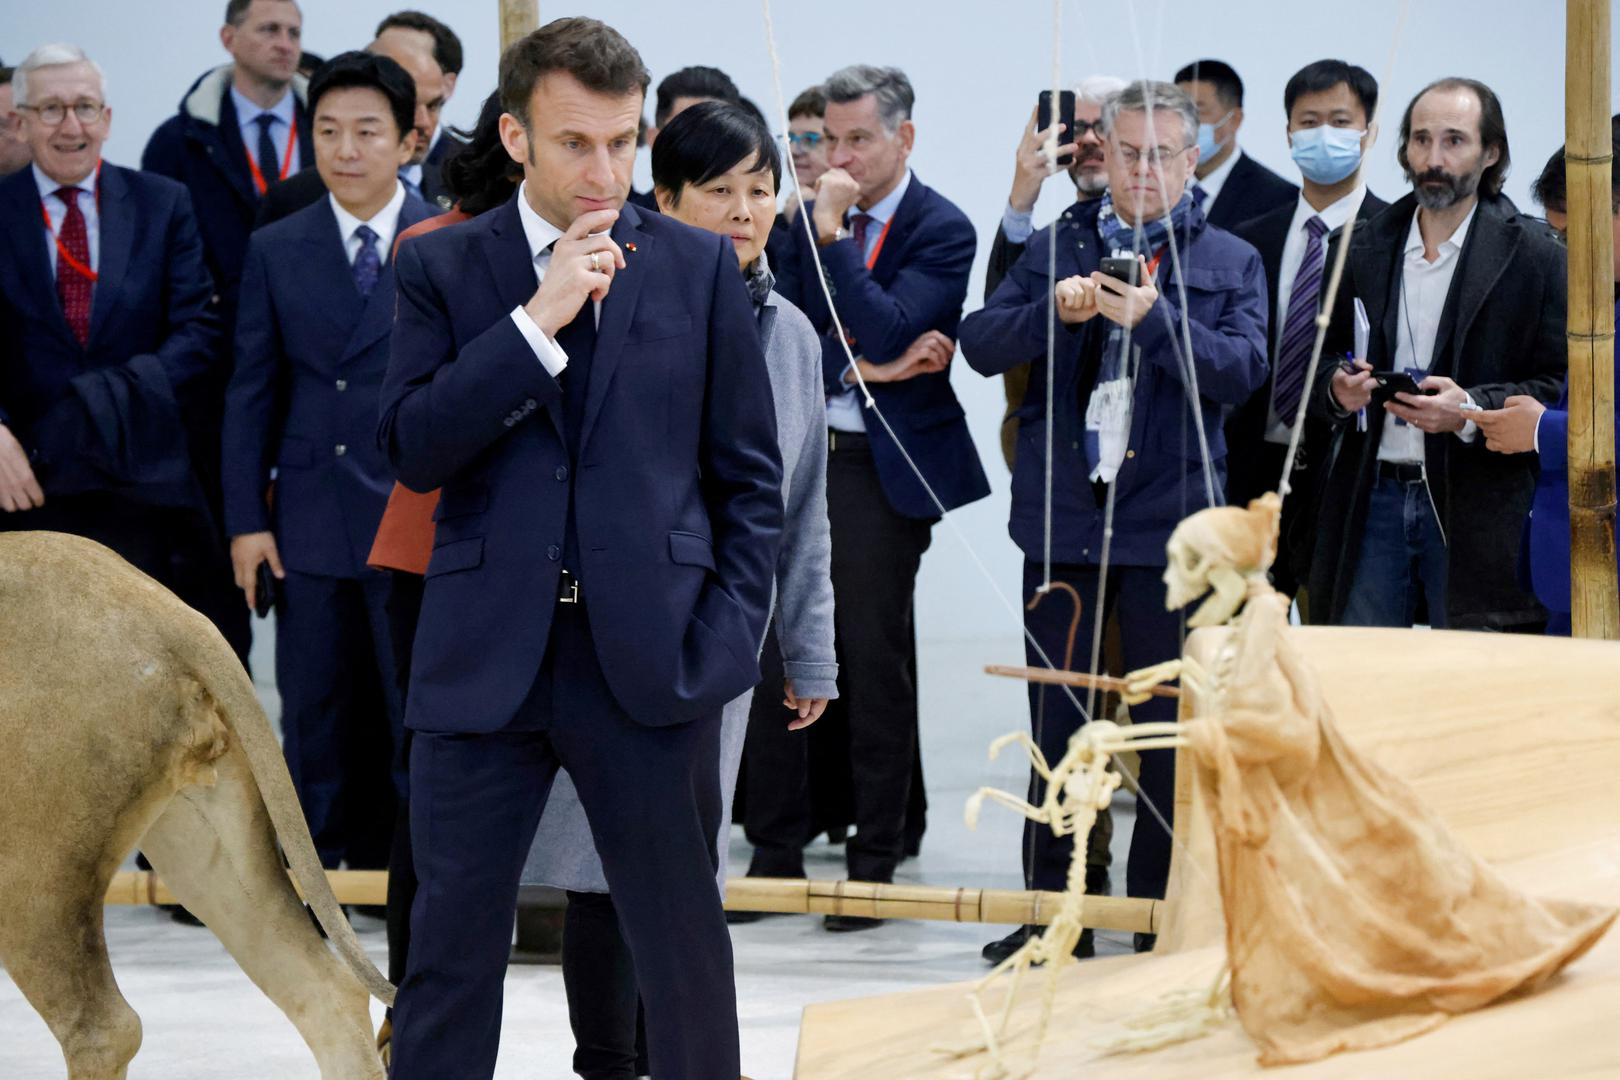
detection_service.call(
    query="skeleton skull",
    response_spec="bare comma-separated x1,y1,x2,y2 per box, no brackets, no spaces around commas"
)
1160,494,1282,625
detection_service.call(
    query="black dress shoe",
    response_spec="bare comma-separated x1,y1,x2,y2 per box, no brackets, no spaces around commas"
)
981,924,1095,965
823,913,884,932
164,904,205,928
1134,932,1157,954
725,908,786,925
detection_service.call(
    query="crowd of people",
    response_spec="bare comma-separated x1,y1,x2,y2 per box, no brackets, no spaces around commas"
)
2,3,1614,1078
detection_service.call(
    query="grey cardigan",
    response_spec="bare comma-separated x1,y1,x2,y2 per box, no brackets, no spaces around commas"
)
523,277,837,893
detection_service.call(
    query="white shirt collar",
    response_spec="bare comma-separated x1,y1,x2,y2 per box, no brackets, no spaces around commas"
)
855,168,912,225
516,180,568,260
1196,147,1243,205
329,181,407,259
231,84,295,131
32,162,95,201
1290,184,1366,237
1403,200,1479,262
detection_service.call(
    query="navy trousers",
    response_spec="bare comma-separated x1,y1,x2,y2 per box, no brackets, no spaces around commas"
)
388,598,737,1080
276,569,404,867
1021,561,1181,901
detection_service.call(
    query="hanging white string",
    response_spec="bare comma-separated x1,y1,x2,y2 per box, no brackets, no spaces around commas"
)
1039,0,1064,593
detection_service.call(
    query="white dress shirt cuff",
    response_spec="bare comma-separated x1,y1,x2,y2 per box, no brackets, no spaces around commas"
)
509,307,570,377
1455,390,1478,442
1001,203,1036,245
1533,410,1543,454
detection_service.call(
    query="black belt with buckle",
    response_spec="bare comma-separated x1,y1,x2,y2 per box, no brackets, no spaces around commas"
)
558,568,581,604
1377,461,1425,484
828,429,870,452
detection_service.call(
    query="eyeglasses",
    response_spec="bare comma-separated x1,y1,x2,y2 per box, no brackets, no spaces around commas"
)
19,100,106,126
1070,119,1103,139
786,131,823,149
1112,141,1191,170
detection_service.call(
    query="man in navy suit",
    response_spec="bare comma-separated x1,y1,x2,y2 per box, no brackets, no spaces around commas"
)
0,44,219,594
378,19,782,1078
1175,59,1298,229
1475,124,1620,635
223,51,431,868
765,65,988,920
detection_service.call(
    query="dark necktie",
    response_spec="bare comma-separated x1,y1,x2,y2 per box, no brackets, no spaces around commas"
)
352,224,381,297
1192,183,1209,210
849,212,874,260
54,186,92,346
254,114,279,190
1271,215,1329,427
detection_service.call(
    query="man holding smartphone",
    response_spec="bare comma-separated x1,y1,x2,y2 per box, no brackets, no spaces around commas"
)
1304,78,1565,632
960,80,1266,957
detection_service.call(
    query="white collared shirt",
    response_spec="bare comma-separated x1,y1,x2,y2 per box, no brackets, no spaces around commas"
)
232,84,300,177
33,163,99,274
328,181,406,268
1194,147,1243,209
1379,202,1480,464
1264,185,1367,443
509,180,605,378
827,169,915,433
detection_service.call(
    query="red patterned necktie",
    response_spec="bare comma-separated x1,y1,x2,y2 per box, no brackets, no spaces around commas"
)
54,186,93,346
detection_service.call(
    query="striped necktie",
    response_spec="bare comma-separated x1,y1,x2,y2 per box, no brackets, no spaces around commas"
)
1271,215,1329,427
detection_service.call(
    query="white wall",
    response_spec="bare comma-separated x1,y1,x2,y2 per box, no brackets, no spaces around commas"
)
9,0,1609,643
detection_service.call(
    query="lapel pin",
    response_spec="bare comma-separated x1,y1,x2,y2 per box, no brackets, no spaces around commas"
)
625,242,637,253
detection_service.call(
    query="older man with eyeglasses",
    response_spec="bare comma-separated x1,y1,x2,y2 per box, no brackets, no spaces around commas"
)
960,79,1267,954
0,43,221,601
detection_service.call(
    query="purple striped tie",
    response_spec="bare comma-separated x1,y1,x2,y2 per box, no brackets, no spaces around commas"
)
1271,215,1328,427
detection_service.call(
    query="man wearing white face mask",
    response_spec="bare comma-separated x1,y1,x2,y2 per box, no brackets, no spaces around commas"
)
1175,58,1297,229
1226,60,1389,598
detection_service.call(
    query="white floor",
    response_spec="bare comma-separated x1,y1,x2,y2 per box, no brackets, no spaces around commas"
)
0,631,1139,1079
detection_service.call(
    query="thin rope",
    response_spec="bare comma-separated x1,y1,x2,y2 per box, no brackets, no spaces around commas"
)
1039,0,1064,593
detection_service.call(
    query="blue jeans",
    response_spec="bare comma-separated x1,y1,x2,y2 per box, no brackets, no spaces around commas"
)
1342,475,1449,628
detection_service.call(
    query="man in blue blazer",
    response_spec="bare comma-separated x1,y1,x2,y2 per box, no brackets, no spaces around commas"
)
766,65,988,915
1475,127,1620,635
960,80,1267,957
377,20,781,1079
223,52,431,868
0,45,219,599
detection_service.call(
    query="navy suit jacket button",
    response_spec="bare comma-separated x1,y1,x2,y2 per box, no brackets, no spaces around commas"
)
555,465,568,482
526,398,538,409
546,544,561,561
335,379,348,392
334,443,347,456
503,417,516,428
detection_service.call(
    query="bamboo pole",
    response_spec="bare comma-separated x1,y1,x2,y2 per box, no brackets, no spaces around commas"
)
1566,0,1620,639
104,871,1162,933
500,0,539,51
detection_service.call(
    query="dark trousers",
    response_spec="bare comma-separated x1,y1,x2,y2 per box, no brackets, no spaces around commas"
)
389,600,737,1080
1248,439,1308,598
562,890,649,1080
819,436,933,882
1342,474,1449,629
1022,561,1180,900
383,572,425,992
276,569,404,867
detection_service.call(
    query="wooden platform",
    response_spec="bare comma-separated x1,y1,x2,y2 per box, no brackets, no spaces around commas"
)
795,627,1620,1077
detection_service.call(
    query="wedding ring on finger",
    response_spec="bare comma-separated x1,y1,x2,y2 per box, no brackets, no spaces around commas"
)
589,251,603,272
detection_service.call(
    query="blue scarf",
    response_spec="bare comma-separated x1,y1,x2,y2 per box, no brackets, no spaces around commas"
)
1096,190,1195,260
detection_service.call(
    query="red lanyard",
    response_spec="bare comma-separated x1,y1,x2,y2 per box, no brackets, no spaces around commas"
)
246,114,298,195
864,217,894,269
39,160,102,283
1143,248,1165,279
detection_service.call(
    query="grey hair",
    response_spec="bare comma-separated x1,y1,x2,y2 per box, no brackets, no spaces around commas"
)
824,64,914,131
1100,79,1198,148
1075,74,1127,107
13,43,106,107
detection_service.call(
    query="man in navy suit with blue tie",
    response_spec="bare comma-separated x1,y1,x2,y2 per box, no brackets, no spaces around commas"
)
223,51,431,868
0,44,219,589
378,19,782,1078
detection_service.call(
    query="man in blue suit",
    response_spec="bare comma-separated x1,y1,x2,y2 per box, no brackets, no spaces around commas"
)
960,80,1267,956
1475,125,1620,635
223,51,431,868
766,65,989,917
377,19,782,1078
0,45,219,593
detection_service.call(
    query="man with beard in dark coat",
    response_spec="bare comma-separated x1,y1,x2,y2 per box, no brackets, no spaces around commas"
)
1303,77,1566,631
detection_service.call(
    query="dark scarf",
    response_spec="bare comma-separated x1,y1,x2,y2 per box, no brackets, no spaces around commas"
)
745,252,775,309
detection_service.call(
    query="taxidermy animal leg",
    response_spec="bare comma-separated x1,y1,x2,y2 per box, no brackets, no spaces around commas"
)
138,739,384,1080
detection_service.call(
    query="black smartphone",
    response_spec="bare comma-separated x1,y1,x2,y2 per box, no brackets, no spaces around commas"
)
253,561,278,619
1036,89,1077,167
1369,370,1437,402
1098,256,1141,288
